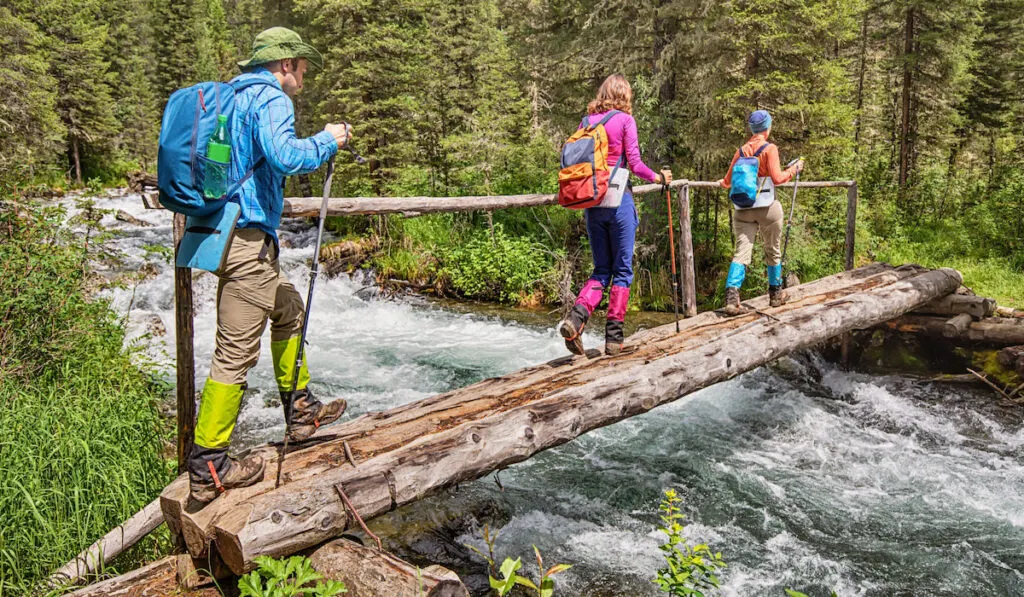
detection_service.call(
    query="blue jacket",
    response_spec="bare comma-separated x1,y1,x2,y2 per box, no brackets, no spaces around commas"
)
229,68,338,242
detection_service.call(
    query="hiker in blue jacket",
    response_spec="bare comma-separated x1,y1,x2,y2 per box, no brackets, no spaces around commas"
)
188,27,352,504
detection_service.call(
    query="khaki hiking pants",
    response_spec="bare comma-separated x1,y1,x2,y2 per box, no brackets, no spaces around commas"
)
732,200,784,267
209,228,304,386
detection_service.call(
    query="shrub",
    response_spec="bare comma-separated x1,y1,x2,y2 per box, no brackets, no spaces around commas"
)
0,198,173,594
441,223,553,304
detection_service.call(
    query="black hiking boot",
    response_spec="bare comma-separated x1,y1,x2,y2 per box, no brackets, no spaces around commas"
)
722,287,744,316
769,285,788,308
605,319,624,356
558,304,590,356
283,388,347,442
188,450,266,504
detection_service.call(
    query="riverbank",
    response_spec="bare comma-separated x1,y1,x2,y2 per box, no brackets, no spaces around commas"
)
0,196,174,596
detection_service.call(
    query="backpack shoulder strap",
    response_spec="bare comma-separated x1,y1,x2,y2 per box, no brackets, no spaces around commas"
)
596,109,621,127
753,142,772,157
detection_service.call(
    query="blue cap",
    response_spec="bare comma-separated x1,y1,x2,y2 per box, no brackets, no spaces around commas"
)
748,110,772,133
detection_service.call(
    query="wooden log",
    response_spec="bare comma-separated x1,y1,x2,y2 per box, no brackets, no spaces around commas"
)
309,538,469,597
997,345,1024,377
65,556,220,597
944,313,974,338
142,180,855,218
677,185,697,317
162,263,922,561
995,306,1024,318
48,499,164,588
174,214,196,474
206,267,959,574
914,294,996,318
883,314,1024,346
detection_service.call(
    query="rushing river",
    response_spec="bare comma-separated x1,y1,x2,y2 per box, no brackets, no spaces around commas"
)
73,191,1024,597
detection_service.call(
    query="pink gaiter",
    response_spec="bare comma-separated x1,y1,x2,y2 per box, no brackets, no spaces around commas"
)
575,279,605,314
608,285,630,322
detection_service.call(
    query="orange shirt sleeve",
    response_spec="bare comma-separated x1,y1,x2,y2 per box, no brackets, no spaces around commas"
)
760,144,795,184
721,149,741,189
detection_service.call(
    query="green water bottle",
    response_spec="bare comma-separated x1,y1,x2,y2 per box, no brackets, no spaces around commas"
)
204,115,231,199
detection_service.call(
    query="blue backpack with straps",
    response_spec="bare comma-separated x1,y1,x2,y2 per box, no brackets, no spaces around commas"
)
729,142,770,208
157,79,267,216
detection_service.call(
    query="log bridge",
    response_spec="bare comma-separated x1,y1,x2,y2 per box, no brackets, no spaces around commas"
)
62,181,1013,595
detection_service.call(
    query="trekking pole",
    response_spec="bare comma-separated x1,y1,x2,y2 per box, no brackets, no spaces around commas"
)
662,168,680,333
275,155,336,489
780,157,803,287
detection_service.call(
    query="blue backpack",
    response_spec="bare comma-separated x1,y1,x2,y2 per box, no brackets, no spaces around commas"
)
157,79,267,216
729,142,771,208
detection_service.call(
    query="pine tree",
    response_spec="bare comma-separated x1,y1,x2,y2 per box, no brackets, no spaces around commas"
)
0,7,63,187
21,0,120,185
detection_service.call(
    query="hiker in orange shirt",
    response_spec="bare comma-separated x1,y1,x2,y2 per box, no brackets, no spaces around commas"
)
717,110,804,316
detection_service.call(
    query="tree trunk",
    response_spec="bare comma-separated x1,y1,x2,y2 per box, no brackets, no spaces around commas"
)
855,8,870,150
72,136,83,187
883,314,1024,346
898,6,915,196
155,265,959,574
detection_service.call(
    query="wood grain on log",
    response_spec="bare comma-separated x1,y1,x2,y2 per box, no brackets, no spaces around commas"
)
193,266,959,574
309,538,470,597
48,499,164,588
65,556,220,597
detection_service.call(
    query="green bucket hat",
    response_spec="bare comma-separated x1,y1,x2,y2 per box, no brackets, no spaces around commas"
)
237,27,324,71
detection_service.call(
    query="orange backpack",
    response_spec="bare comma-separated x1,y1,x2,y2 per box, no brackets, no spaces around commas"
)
557,110,623,209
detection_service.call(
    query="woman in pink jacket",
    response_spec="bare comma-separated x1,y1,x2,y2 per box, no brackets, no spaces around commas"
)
558,75,672,356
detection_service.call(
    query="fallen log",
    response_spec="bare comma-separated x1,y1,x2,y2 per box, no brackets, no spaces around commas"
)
186,266,958,574
997,346,1024,377
65,556,220,597
309,538,469,597
944,313,974,338
48,498,164,588
163,263,910,558
914,293,996,318
883,314,1024,346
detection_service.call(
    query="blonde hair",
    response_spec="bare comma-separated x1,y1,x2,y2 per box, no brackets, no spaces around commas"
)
587,74,633,115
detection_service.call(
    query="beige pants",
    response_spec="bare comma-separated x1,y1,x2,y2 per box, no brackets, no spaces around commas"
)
732,200,784,267
209,228,304,385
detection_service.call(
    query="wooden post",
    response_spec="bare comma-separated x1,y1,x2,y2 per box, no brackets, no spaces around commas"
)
844,182,858,271
173,214,196,474
677,184,697,317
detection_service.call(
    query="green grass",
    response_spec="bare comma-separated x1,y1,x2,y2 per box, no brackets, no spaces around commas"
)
0,199,174,595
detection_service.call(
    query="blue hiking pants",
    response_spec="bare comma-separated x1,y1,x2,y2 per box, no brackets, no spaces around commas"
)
584,192,639,288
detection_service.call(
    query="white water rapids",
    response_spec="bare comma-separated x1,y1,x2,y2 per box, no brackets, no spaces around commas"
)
71,191,1024,596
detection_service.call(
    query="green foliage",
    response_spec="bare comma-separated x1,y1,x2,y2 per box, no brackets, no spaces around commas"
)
441,224,553,304
0,198,173,594
653,489,727,597
466,526,572,597
238,555,347,597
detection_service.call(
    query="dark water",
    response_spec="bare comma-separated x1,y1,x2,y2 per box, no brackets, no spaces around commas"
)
87,192,1024,597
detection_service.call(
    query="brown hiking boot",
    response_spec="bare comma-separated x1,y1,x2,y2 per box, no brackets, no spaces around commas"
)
189,453,266,504
722,287,744,316
769,285,788,308
286,389,347,442
558,304,590,356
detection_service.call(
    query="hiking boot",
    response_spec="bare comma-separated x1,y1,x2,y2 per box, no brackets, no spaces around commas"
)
284,388,347,442
722,287,743,316
769,285,788,308
558,304,590,356
189,453,266,504
605,319,624,356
